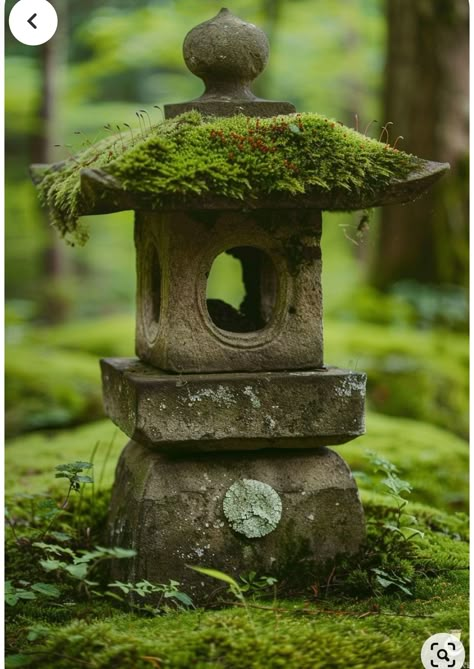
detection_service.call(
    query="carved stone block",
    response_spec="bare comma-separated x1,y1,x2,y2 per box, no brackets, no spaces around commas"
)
135,209,323,373
108,441,365,603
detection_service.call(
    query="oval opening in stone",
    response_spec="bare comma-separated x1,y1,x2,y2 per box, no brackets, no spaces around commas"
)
206,246,278,333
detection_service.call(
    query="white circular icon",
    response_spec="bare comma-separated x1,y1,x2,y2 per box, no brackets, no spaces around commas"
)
9,0,58,46
421,633,465,669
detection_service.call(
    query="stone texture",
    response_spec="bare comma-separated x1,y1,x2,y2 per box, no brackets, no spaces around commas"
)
183,8,270,90
134,208,324,373
101,358,366,451
74,159,450,218
107,440,365,603
164,8,295,119
164,99,296,119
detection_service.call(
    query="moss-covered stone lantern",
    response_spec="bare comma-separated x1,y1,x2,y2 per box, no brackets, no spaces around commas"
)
31,8,449,601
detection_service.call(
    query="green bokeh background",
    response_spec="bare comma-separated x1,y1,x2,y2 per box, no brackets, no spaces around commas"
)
4,4,469,666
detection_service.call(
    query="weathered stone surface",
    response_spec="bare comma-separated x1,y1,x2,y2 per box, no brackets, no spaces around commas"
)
164,8,295,119
184,8,269,91
134,209,324,373
100,358,366,450
107,441,365,603
165,99,296,119
75,159,450,217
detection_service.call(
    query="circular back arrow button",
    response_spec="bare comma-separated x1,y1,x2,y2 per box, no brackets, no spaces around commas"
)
9,0,58,46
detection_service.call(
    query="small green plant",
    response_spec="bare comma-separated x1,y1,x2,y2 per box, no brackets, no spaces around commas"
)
238,571,278,595
364,452,424,596
33,542,136,596
5,460,97,601
188,565,256,628
369,567,414,597
5,457,133,612
188,566,278,628
188,566,244,602
5,461,95,544
54,461,94,492
367,451,424,544
107,579,193,610
336,452,425,598
4,580,60,607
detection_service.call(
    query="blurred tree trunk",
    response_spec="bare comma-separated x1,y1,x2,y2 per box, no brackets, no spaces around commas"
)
254,0,283,98
30,0,70,323
371,0,469,289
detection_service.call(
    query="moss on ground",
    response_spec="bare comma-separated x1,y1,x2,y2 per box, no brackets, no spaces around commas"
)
5,494,468,668
347,413,468,513
27,314,135,358
6,587,469,669
35,111,420,244
5,407,468,667
5,315,134,436
5,344,103,437
5,420,122,494
5,307,468,666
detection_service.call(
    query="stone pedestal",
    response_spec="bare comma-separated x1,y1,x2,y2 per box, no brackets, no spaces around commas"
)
107,441,365,603
101,358,366,450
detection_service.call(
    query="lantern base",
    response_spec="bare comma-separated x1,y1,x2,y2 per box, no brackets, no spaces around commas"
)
107,440,365,603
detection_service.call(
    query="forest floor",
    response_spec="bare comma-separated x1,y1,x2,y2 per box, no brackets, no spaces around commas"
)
5,309,469,668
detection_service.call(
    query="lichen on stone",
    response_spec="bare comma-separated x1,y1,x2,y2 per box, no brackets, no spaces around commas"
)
186,384,237,408
223,478,282,538
33,110,422,245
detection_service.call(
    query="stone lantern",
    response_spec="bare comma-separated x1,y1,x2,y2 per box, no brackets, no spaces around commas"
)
31,8,448,601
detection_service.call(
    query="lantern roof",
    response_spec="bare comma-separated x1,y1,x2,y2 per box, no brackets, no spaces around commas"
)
30,8,449,245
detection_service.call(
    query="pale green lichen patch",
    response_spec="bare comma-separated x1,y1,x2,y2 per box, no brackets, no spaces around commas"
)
34,111,421,245
223,478,282,538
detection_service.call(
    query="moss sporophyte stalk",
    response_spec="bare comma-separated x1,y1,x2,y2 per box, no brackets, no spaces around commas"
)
34,111,422,245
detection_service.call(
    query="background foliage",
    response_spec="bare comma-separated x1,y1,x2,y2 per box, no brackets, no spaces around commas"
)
5,1,469,666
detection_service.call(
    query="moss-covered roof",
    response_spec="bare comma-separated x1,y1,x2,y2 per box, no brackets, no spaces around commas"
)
31,111,448,245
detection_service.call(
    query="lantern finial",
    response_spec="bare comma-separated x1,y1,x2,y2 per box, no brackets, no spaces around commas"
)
165,8,295,118
183,8,269,98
